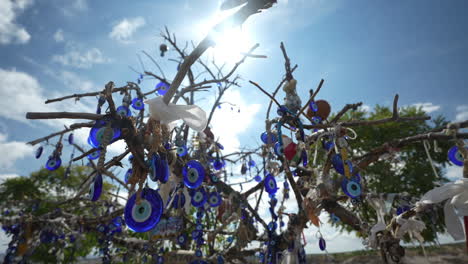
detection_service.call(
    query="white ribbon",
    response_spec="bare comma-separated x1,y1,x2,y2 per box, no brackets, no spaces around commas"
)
145,97,207,132
368,194,396,249
420,178,468,240
395,215,426,242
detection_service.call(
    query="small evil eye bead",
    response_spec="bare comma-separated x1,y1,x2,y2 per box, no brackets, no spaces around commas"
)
156,82,170,96
448,145,466,166
227,236,234,243
68,133,74,144
212,159,225,170
183,160,205,189
311,116,322,125
217,255,225,264
177,234,187,245
191,188,207,207
131,98,144,110
87,149,100,160
249,159,256,167
319,237,326,251
268,221,277,232
208,192,222,207
196,224,203,231
274,142,284,156
330,213,340,223
277,105,288,116
45,156,62,171
195,249,203,257
264,174,278,195
192,230,202,239
210,173,219,183
116,105,131,117
261,131,278,144
309,101,318,112
124,168,133,184
176,145,188,157
216,142,224,150
88,174,103,202
341,178,362,199
254,175,262,182
35,146,43,159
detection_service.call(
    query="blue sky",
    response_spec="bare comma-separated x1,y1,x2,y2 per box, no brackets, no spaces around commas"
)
1,0,467,254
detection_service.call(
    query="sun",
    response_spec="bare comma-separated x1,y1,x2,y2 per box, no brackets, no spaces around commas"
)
196,8,255,64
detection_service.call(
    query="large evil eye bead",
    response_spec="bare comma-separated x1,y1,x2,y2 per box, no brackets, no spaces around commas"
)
208,192,222,207
261,132,278,144
309,101,318,112
116,105,131,117
35,146,43,159
331,154,353,175
87,149,100,160
341,178,362,199
45,157,62,171
191,188,207,207
183,160,205,189
124,169,133,184
319,237,326,251
156,82,170,96
68,133,74,144
124,188,163,232
176,145,188,157
88,174,103,202
448,146,465,166
177,234,187,245
274,142,284,156
264,174,278,195
131,98,144,110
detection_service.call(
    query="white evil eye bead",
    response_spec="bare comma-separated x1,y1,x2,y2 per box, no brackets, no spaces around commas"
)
45,157,62,171
208,192,222,207
35,146,43,159
116,105,131,117
183,160,205,189
87,149,100,160
191,188,207,207
131,98,144,110
264,174,278,195
124,188,163,232
88,174,103,202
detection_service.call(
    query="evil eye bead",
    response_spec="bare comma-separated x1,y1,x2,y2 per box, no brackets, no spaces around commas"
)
68,133,74,144
448,146,466,166
35,146,43,159
309,101,318,112
277,105,288,116
172,193,186,209
131,98,144,110
156,82,170,96
158,154,170,183
88,174,103,202
45,157,62,171
176,145,188,157
330,213,340,223
87,149,100,160
89,120,121,148
183,160,205,189
191,188,207,207
268,221,277,232
249,159,256,167
210,173,219,183
216,142,224,150
331,154,353,175
311,116,322,125
116,105,131,117
322,140,334,151
274,142,284,156
396,206,411,215
319,237,326,251
195,249,203,257
264,174,278,195
301,150,308,166
177,234,187,245
217,255,225,264
261,132,278,144
208,192,222,207
212,159,225,170
341,178,362,199
124,169,133,184
124,188,163,232
254,175,262,182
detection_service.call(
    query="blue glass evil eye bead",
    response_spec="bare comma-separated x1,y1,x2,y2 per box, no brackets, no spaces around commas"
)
183,160,205,189
172,193,186,209
217,255,225,264
264,174,278,195
131,98,144,110
341,178,361,199
68,133,74,144
124,188,163,232
319,237,326,251
277,105,288,116
116,105,131,117
254,175,262,182
331,154,353,175
261,132,278,144
177,234,187,245
191,188,207,207
88,120,121,148
208,192,222,207
448,146,466,166
274,142,284,156
213,159,225,170
45,156,62,171
35,146,43,159
249,159,256,167
176,145,188,157
309,101,318,112
156,82,170,96
87,149,100,160
89,173,103,202
311,116,322,125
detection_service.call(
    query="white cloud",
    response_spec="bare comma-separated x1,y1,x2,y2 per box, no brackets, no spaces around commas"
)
53,28,64,42
61,0,88,16
359,104,371,113
59,70,95,91
209,89,261,154
0,173,20,182
0,0,33,44
52,47,110,68
412,102,441,114
0,133,33,171
455,105,468,121
109,17,145,44
72,0,87,11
